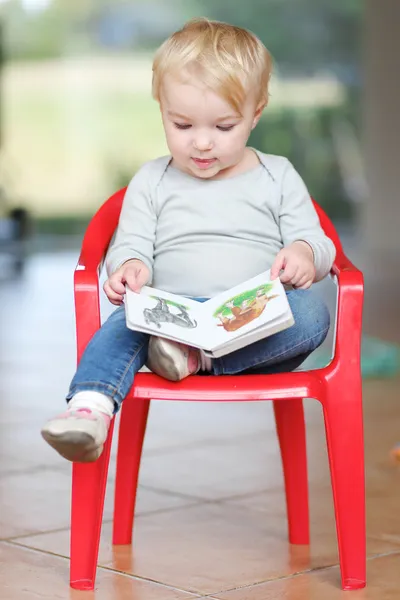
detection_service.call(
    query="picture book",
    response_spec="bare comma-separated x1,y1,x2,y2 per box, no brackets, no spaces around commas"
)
124,270,294,358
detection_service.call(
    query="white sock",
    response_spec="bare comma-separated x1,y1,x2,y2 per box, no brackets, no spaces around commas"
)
68,391,115,417
199,350,213,372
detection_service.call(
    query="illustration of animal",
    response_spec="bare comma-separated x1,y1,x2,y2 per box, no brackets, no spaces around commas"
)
217,294,278,332
143,298,197,329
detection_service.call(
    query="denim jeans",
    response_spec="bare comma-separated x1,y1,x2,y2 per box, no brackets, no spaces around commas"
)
67,289,330,412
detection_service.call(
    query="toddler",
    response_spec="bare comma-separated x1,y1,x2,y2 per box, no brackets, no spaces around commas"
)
42,18,335,463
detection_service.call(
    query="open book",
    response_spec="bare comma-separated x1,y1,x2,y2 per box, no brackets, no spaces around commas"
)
125,271,294,358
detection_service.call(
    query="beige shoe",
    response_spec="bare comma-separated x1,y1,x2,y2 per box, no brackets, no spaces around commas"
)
41,408,111,463
146,336,200,381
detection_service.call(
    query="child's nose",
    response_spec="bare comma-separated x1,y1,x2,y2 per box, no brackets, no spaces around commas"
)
193,135,213,151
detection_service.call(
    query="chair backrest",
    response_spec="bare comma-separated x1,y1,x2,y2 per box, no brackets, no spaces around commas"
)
312,201,343,253
79,187,343,267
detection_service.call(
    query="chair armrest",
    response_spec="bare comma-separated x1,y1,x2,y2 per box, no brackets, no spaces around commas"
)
77,187,126,273
74,267,101,363
330,250,364,369
73,188,126,362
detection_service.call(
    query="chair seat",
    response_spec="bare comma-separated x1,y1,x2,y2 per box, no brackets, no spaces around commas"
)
131,370,326,402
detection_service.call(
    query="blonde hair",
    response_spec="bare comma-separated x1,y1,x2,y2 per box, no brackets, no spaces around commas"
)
152,18,273,115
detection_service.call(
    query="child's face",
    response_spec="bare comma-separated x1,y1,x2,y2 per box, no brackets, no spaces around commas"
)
159,75,264,180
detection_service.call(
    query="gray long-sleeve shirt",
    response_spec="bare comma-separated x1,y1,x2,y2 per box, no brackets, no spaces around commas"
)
106,149,336,298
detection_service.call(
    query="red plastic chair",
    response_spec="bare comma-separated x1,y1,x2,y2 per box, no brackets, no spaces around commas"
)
70,188,365,591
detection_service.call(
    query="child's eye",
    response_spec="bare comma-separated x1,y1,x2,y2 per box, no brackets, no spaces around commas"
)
217,125,235,132
174,123,191,130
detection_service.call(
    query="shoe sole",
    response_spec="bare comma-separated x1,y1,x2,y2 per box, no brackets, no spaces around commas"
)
41,429,102,463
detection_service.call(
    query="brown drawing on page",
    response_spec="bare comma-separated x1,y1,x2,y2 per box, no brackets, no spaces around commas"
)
214,284,278,333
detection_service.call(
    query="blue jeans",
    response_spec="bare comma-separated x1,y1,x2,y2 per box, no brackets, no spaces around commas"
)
67,290,330,412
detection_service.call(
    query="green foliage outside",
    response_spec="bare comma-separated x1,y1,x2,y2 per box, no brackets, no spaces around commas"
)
192,0,361,73
249,103,357,220
0,0,362,71
0,0,363,227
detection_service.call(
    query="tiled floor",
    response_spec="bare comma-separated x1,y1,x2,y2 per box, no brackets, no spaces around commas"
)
0,247,399,599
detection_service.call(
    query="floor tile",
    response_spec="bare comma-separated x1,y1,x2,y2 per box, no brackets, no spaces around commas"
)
141,400,277,455
12,502,309,595
0,542,200,600
0,466,197,539
213,552,400,599
139,434,284,500
13,500,396,597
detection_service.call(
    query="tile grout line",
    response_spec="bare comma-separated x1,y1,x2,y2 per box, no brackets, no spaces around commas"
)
0,520,111,543
0,488,278,545
97,564,205,598
141,430,275,458
0,429,274,478
6,536,400,598
139,482,280,505
1,498,207,543
0,539,204,597
1,467,291,510
139,483,211,503
198,548,400,597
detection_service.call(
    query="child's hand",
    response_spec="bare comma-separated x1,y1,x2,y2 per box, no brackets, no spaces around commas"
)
103,259,150,305
270,241,316,289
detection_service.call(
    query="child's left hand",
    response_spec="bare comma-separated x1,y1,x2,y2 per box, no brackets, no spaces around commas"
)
270,241,316,289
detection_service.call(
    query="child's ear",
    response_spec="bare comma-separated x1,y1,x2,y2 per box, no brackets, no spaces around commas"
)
251,101,266,129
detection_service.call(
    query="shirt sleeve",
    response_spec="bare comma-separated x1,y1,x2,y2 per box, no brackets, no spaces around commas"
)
106,163,157,280
278,159,336,281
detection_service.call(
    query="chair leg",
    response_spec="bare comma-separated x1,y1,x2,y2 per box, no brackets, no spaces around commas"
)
323,377,366,590
273,399,309,545
70,418,115,590
113,397,150,545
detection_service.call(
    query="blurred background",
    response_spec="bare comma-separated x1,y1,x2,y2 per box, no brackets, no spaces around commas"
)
0,0,364,238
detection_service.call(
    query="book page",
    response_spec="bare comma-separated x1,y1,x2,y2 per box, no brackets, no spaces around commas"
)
125,286,207,347
208,311,294,358
199,271,291,350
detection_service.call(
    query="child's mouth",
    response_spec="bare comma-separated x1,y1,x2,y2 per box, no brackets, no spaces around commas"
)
192,158,217,169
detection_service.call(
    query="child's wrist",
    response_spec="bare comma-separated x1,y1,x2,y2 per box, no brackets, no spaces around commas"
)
291,240,315,262
122,258,144,268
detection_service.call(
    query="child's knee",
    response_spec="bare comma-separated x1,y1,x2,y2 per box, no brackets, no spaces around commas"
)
290,290,330,345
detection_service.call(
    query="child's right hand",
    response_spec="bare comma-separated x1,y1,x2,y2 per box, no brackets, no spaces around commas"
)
103,259,150,305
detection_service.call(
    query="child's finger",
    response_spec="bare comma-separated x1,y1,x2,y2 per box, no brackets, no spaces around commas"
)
103,281,124,304
108,276,125,295
280,263,298,284
291,269,305,287
296,274,313,289
124,269,147,293
108,297,123,306
270,253,285,279
135,267,149,289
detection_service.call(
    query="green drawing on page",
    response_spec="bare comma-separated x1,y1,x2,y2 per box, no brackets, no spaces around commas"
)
213,283,274,318
213,283,278,333
149,296,190,311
